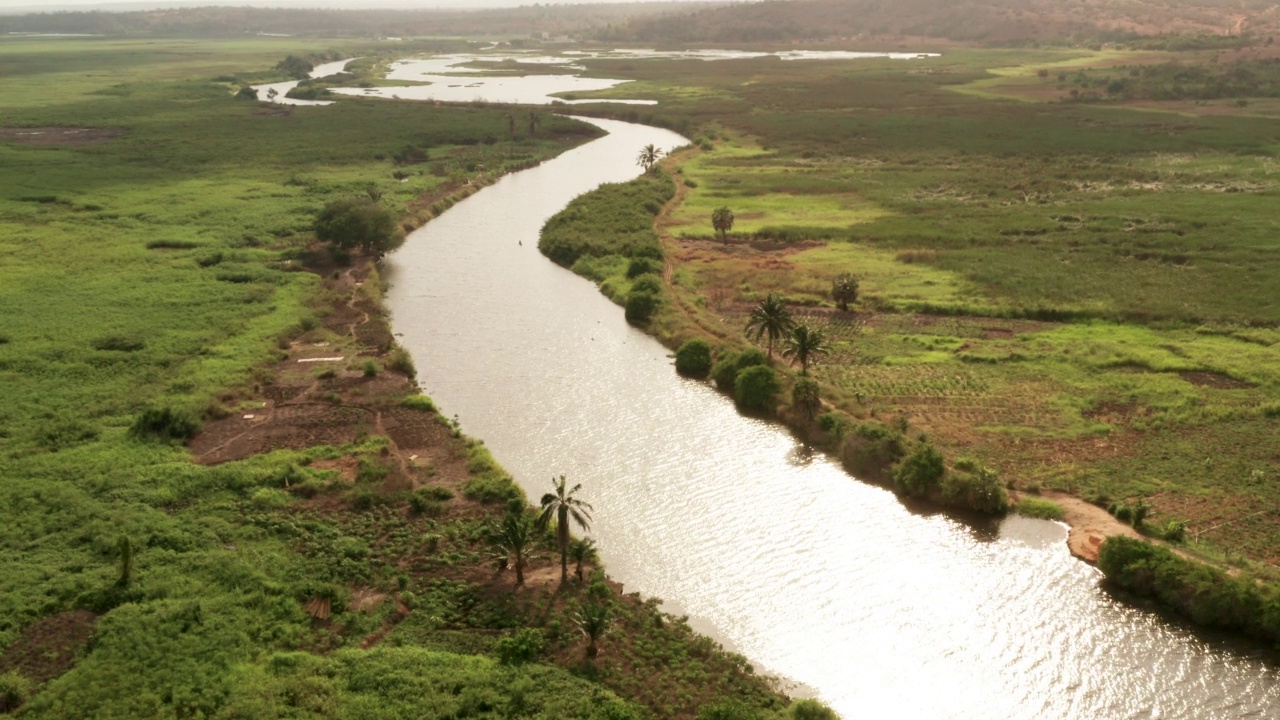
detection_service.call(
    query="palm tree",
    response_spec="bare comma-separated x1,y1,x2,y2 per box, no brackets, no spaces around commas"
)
491,508,534,587
537,475,594,585
637,144,662,173
574,599,611,659
745,293,793,360
116,535,133,588
783,323,829,375
569,537,597,582
711,206,735,244
505,111,517,141
527,110,542,137
831,273,859,311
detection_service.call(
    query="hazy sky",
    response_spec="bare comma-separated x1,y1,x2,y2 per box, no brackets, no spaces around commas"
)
0,0,684,9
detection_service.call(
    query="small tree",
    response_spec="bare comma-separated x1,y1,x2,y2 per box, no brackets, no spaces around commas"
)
527,110,542,137
782,324,829,376
831,273,859,311
734,365,781,413
568,537,597,582
674,338,713,377
792,378,821,421
894,443,945,498
275,55,314,80
636,144,662,173
711,206,735,244
314,197,401,256
490,506,534,587
574,599,611,659
116,535,134,588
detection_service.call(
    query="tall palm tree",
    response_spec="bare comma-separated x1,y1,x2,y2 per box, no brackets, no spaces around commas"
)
637,144,662,172
568,537,597,582
491,508,534,587
574,599,611,659
745,293,793,360
527,110,542,137
782,323,830,375
537,475,594,584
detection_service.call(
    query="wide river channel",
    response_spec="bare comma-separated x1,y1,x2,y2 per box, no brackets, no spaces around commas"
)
383,116,1280,718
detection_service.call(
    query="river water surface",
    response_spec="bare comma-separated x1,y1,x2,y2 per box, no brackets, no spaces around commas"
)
383,117,1280,718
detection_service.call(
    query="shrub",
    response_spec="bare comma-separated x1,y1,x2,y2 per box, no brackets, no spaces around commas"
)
92,335,146,352
314,197,401,255
1016,497,1066,521
409,485,454,515
630,273,663,295
0,671,32,714
386,347,416,378
493,627,545,665
697,699,764,720
789,699,839,720
129,407,200,443
464,474,521,504
792,378,821,421
399,395,435,412
941,459,1008,514
734,365,781,413
1098,536,1280,643
838,423,905,480
1162,520,1188,543
674,338,713,377
893,442,945,497
362,359,379,377
626,257,660,279
624,290,659,326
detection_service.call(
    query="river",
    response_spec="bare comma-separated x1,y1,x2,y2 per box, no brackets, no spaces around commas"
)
382,117,1280,718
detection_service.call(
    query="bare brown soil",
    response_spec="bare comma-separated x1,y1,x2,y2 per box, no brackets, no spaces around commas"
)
0,127,124,146
1038,491,1141,563
0,611,97,692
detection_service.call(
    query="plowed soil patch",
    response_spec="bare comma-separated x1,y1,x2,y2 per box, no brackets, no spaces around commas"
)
0,610,96,686
0,127,123,146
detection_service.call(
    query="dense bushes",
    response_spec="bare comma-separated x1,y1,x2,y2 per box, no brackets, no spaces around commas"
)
675,339,713,377
836,422,907,481
711,348,766,391
942,459,1008,514
314,197,401,255
624,289,659,326
1099,536,1280,643
129,407,201,443
892,442,945,498
539,174,674,268
734,365,781,413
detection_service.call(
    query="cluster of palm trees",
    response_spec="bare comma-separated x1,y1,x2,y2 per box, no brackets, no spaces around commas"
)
489,475,611,659
745,293,830,375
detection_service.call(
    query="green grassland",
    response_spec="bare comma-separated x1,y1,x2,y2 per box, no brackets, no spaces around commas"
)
560,48,1280,567
0,38,812,719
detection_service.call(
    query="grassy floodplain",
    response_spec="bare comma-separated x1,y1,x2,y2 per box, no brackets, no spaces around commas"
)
0,37,818,719
550,47,1280,576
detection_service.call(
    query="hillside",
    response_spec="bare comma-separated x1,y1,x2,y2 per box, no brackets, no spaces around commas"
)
594,0,1280,45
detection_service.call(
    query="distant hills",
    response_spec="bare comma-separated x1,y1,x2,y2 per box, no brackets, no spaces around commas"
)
595,0,1280,45
3,0,1277,45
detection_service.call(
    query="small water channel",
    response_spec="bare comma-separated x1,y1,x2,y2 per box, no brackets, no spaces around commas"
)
382,115,1280,718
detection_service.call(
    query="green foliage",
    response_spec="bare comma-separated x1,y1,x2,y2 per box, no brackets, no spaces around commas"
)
675,338,713,378
893,442,945,498
1098,536,1280,643
314,197,401,255
1162,519,1189,543
745,293,794,359
941,459,1008,514
399,394,435,412
698,698,765,720
789,699,839,720
361,359,379,377
624,289,659,326
711,206,735,243
129,407,201,443
626,257,660,279
711,348,767,391
386,347,417,378
539,173,673,267
791,378,821,421
630,273,663,295
274,54,314,80
493,627,545,665
1015,497,1066,521
734,365,781,413
831,273,858,311
409,486,454,516
0,671,32,714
